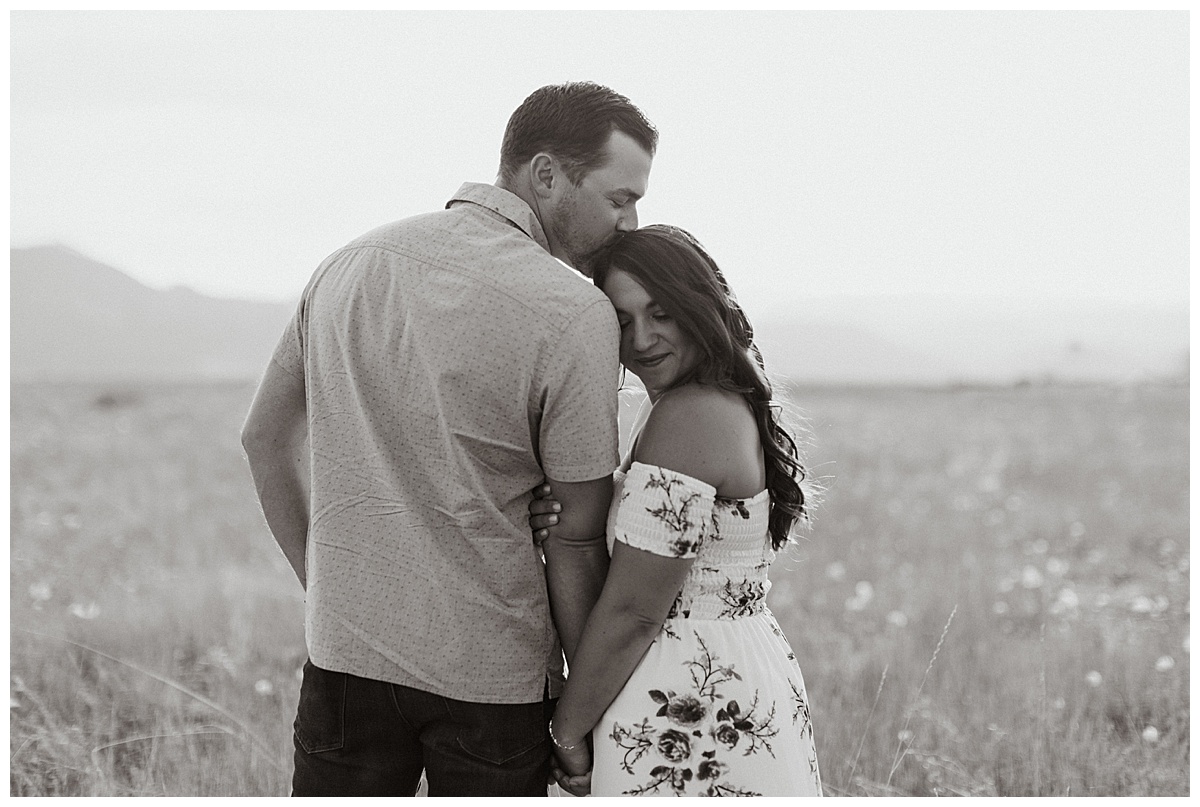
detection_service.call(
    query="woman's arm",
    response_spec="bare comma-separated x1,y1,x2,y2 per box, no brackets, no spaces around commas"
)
548,539,694,750
540,385,759,789
548,387,741,756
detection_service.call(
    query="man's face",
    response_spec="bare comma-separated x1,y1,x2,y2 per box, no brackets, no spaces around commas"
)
546,130,652,276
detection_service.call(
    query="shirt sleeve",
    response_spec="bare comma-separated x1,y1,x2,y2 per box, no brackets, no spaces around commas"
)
537,299,621,482
611,462,716,559
269,295,306,381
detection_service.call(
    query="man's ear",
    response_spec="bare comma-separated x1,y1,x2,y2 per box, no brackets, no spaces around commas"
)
529,152,558,200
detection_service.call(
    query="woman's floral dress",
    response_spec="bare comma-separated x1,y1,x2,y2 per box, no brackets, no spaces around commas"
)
590,462,822,797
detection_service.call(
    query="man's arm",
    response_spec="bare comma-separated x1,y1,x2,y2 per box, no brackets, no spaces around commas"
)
540,475,613,664
241,359,310,588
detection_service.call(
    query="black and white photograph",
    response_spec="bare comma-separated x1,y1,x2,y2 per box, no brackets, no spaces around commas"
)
9,9,1189,797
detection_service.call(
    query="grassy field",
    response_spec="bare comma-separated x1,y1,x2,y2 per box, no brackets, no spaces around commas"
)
9,380,1189,796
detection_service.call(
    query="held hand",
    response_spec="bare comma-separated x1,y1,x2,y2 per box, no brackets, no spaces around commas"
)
549,717,592,795
551,742,593,795
528,482,563,547
551,762,593,797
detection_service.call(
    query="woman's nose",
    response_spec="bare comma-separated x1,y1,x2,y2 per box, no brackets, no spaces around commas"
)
629,320,656,352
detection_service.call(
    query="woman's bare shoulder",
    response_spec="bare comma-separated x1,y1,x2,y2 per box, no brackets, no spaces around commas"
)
634,384,759,492
651,383,751,426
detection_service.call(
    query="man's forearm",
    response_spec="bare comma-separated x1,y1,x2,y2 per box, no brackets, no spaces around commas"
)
242,357,310,588
542,536,609,664
246,447,310,588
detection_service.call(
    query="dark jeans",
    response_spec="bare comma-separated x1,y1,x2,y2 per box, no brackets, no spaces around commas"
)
291,660,554,796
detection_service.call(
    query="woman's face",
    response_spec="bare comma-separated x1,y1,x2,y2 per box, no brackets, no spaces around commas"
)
601,268,700,400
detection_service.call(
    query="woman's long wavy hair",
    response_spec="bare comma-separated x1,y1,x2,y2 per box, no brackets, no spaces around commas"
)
592,225,809,550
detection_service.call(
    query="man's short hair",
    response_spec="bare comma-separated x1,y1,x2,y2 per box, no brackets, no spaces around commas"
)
499,82,658,185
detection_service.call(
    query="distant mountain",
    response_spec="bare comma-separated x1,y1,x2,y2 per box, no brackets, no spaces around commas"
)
753,292,1188,386
9,245,1188,385
11,246,294,382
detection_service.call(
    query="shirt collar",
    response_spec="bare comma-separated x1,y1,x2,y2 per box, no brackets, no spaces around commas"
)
447,182,551,254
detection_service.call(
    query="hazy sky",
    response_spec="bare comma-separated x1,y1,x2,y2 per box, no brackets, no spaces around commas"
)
10,10,1189,319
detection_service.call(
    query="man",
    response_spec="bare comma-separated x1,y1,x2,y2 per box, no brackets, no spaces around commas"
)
241,82,657,796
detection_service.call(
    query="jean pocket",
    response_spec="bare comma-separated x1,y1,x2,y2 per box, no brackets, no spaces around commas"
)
293,660,347,754
448,699,549,766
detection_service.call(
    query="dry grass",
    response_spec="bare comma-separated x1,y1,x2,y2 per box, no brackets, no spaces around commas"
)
773,383,1189,796
9,380,1189,795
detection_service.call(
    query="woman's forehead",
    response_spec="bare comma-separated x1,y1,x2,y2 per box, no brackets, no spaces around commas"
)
603,268,658,310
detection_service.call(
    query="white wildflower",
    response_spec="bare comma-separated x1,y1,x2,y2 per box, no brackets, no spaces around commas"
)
1021,566,1044,589
1155,656,1175,672
844,582,873,612
1056,588,1079,609
28,582,52,602
1130,596,1155,614
255,679,274,696
825,562,846,581
1142,726,1159,743
1085,671,1103,687
68,602,100,620
886,610,908,628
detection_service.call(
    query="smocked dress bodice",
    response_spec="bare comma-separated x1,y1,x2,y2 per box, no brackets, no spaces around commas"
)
608,462,775,622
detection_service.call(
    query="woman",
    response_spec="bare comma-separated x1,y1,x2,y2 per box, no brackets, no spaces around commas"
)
529,225,822,796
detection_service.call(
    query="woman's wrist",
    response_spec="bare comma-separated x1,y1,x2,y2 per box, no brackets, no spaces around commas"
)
548,718,586,751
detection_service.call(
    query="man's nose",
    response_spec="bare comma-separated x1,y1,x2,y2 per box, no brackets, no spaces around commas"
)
616,206,638,233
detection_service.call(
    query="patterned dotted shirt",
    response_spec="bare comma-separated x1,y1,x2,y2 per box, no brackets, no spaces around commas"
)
270,182,621,703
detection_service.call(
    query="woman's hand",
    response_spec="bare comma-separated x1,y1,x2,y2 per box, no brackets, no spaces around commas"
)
551,737,593,796
551,763,592,797
528,482,563,547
